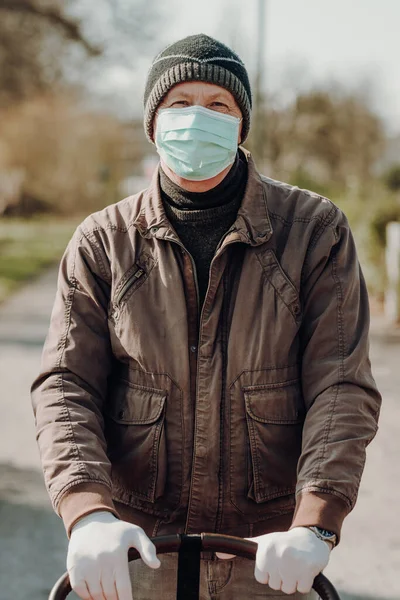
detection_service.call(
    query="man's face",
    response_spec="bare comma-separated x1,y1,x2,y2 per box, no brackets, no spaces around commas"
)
154,81,243,143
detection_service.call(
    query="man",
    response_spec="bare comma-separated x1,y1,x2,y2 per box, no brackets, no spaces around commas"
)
31,34,381,600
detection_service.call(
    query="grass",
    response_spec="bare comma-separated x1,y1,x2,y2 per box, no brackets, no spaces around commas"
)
0,217,80,303
1,187,399,305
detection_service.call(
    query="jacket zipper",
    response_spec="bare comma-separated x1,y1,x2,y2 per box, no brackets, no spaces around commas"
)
165,230,242,534
188,254,200,310
115,266,145,306
215,269,229,532
163,237,200,534
164,238,200,315
181,230,241,534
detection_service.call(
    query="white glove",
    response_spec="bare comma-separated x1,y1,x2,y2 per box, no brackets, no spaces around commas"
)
67,510,160,600
217,527,331,595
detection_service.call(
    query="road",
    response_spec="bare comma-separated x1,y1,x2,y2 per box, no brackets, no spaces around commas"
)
0,268,399,600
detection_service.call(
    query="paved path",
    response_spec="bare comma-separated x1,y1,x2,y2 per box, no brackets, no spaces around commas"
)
0,269,399,600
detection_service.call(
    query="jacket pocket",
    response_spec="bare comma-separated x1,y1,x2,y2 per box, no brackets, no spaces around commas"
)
105,380,167,502
243,381,304,503
111,261,151,321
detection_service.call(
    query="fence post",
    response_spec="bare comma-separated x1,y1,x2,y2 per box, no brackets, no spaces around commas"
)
385,222,400,323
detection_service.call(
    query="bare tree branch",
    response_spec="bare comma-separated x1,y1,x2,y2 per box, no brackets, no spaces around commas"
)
0,0,101,55
0,0,163,108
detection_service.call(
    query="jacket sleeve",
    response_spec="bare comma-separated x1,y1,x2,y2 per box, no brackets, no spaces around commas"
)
31,224,119,534
290,206,382,541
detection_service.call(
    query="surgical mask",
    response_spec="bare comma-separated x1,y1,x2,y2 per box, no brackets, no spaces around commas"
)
155,105,241,181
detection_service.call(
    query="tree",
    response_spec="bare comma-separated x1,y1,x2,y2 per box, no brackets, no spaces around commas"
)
0,92,136,214
252,87,386,193
0,0,159,106
0,1,91,105
0,0,98,52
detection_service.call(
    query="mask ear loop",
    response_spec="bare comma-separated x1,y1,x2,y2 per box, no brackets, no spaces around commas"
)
237,117,243,145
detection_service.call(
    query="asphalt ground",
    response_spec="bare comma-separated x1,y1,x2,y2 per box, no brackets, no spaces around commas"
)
0,268,398,600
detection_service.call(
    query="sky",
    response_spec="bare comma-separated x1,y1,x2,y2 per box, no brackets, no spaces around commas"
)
100,0,400,135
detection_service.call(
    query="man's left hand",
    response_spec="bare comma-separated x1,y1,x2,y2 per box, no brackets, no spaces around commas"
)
216,527,331,595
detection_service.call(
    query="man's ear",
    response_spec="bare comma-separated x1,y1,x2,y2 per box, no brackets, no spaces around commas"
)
238,120,243,144
151,114,159,144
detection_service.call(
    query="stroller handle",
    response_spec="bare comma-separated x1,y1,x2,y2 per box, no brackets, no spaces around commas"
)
49,532,341,600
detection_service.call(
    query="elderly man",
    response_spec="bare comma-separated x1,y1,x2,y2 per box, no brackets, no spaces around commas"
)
31,34,381,600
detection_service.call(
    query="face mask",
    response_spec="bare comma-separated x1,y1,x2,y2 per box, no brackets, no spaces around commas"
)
155,105,241,181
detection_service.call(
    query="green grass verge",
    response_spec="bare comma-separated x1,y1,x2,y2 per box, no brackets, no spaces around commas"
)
0,217,79,303
1,189,399,305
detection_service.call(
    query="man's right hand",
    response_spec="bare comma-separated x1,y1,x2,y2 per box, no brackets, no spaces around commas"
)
67,510,160,600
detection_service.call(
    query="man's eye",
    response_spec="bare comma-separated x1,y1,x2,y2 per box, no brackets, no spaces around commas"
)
171,100,189,107
209,102,229,112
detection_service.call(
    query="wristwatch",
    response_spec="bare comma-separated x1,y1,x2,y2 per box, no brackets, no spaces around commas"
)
307,526,337,548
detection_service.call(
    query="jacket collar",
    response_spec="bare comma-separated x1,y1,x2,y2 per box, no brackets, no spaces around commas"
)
233,148,273,246
133,149,273,247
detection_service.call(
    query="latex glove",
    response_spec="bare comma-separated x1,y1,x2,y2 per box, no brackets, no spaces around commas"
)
67,510,160,600
217,527,331,595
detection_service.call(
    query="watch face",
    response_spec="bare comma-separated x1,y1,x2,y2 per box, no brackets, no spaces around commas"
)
316,527,336,538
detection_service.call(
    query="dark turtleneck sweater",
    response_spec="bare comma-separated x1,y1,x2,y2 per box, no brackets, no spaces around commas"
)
160,153,248,309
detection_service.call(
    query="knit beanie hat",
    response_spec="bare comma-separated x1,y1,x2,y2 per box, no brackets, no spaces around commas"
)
143,34,252,143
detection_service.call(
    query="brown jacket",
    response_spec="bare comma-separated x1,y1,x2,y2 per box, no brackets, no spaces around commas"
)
31,152,381,540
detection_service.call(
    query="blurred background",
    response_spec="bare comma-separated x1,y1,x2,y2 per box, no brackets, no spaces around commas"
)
0,1,399,599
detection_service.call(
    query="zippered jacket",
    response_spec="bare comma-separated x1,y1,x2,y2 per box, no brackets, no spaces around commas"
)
31,152,381,540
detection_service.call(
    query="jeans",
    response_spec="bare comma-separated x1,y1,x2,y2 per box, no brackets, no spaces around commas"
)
129,553,317,599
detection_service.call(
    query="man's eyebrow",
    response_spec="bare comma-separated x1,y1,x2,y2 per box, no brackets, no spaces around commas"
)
207,91,231,102
168,91,192,99
168,90,232,102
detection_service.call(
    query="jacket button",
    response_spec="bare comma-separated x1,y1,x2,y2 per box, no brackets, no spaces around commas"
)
150,226,159,235
196,445,207,458
190,345,197,353
292,304,301,316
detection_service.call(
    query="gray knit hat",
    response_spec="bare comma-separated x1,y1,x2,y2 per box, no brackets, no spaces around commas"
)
144,34,252,143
